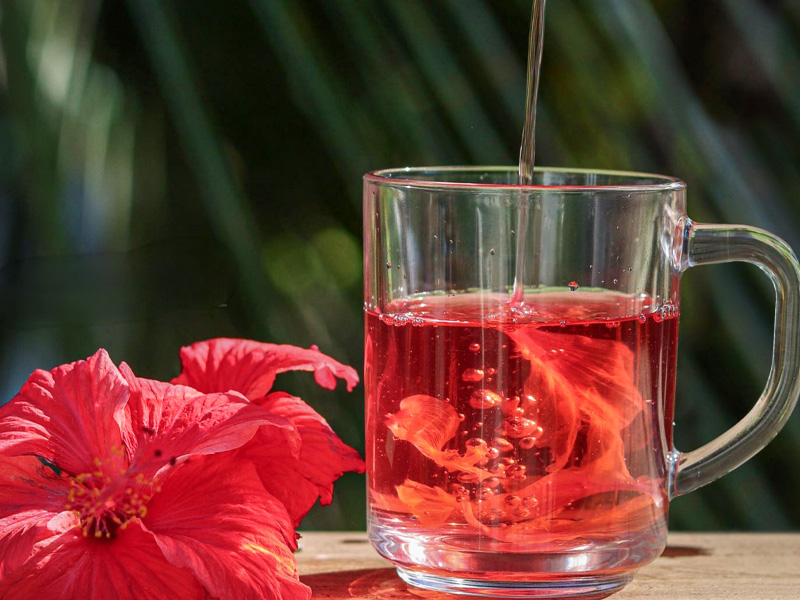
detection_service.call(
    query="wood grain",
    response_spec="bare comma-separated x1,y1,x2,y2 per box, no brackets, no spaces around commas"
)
296,532,800,599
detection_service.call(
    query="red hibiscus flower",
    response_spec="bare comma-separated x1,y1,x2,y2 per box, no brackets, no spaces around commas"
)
172,338,364,525
0,341,362,599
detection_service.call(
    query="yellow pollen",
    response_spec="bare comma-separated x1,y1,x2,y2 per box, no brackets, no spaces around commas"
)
63,457,160,540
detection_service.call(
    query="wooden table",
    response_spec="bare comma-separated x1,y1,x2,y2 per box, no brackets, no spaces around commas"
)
297,532,800,599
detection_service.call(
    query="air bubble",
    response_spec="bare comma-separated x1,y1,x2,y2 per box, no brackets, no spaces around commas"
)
461,368,485,383
613,278,619,285
465,438,489,452
522,496,538,508
469,390,503,409
479,487,497,500
480,508,503,524
511,507,531,520
386,262,392,269
505,416,538,438
484,477,501,489
503,495,522,509
469,342,481,352
489,248,495,255
506,464,527,479
519,437,537,450
638,314,647,324
568,281,579,291
489,463,506,476
559,320,567,328
486,447,500,460
492,438,515,454
485,367,497,376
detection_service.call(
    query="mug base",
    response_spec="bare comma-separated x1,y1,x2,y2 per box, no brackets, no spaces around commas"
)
396,568,633,599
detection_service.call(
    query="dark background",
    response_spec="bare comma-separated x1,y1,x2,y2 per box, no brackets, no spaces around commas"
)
1,0,799,531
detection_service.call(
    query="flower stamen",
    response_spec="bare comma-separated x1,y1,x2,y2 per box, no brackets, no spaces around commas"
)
64,452,158,540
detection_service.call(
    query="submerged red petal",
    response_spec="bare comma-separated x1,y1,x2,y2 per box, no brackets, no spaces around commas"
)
0,522,204,600
172,338,359,399
144,454,309,600
0,455,75,578
118,365,299,475
0,350,128,477
510,328,643,479
385,395,493,480
395,480,461,528
240,392,364,526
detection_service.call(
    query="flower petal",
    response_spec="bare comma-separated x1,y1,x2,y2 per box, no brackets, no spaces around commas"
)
240,392,364,526
144,454,309,600
172,338,359,398
0,455,75,578
0,350,128,477
119,365,300,475
0,523,204,600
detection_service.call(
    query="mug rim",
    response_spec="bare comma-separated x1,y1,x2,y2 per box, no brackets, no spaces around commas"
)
364,166,686,192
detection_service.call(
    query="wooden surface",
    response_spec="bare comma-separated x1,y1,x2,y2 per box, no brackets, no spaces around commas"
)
296,532,800,599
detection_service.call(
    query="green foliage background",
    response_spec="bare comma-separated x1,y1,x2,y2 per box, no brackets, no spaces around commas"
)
1,0,799,531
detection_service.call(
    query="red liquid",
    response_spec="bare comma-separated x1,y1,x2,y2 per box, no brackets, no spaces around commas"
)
365,292,679,579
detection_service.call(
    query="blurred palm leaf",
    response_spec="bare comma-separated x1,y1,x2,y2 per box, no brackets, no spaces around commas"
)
1,0,799,530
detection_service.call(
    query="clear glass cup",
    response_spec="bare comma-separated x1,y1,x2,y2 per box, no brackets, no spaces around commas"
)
363,167,800,598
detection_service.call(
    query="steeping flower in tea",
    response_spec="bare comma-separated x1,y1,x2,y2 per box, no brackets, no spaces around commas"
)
381,323,664,546
0,341,362,599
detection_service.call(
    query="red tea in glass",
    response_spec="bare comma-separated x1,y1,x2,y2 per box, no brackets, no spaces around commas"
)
363,167,800,598
366,292,677,581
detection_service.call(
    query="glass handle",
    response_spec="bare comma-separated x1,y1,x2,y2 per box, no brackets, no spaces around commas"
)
670,220,800,497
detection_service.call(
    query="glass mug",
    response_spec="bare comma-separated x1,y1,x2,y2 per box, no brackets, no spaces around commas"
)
363,167,800,598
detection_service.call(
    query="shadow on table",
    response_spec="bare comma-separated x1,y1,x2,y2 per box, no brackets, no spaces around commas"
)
301,569,434,600
301,545,712,598
303,568,618,600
